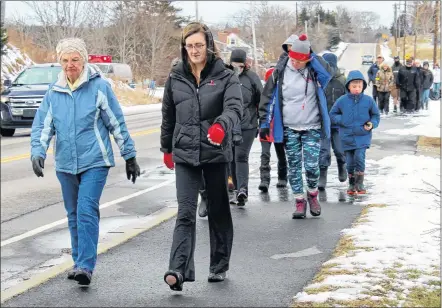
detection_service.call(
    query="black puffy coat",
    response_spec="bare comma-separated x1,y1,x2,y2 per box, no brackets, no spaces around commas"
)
160,58,243,166
237,69,263,130
397,66,420,92
421,69,434,90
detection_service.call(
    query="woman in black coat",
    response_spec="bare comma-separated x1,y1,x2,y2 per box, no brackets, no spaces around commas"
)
160,22,243,290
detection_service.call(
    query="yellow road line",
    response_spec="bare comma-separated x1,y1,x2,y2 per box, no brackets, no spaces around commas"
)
0,128,160,164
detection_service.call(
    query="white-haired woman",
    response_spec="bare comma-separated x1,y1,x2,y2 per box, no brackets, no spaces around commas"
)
30,38,140,286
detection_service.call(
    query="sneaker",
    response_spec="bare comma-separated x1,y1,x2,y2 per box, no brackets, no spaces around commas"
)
236,189,248,206
228,176,235,192
307,190,321,217
74,268,92,286
292,198,307,219
198,191,208,217
67,266,77,280
208,271,226,282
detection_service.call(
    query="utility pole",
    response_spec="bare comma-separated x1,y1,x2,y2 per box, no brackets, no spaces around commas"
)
317,14,320,33
295,2,298,30
403,0,407,60
394,3,398,49
195,1,199,22
250,1,258,71
433,0,439,65
413,1,418,59
305,20,308,35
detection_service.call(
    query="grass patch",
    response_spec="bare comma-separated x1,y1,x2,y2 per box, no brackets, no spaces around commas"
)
393,262,403,268
313,268,357,283
417,136,441,148
293,297,399,308
406,268,423,280
332,235,356,257
405,287,441,308
388,35,440,61
384,268,398,279
304,285,340,295
113,86,160,106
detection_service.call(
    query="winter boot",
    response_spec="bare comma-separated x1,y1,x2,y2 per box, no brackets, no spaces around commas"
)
259,174,270,193
227,176,235,192
347,174,356,195
355,173,367,194
276,178,287,188
393,105,397,113
198,190,208,218
307,190,321,217
292,198,307,219
337,163,348,182
318,167,328,190
236,188,248,206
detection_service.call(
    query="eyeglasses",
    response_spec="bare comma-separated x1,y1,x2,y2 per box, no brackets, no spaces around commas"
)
185,43,206,51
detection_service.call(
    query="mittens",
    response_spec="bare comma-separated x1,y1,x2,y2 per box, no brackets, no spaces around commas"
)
259,128,271,142
207,123,225,146
164,153,174,170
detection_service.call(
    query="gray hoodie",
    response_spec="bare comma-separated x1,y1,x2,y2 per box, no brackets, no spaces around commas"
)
282,34,299,53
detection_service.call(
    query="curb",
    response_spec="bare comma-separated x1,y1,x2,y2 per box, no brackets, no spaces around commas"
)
0,206,178,304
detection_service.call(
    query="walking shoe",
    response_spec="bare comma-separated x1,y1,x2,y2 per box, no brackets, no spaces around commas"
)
74,268,92,286
228,176,235,192
355,173,367,194
347,174,356,195
164,270,184,291
276,178,287,188
198,190,208,218
307,190,321,217
393,105,397,113
318,167,328,190
258,179,269,193
236,189,248,206
337,163,347,182
292,198,307,219
208,271,226,282
67,266,77,280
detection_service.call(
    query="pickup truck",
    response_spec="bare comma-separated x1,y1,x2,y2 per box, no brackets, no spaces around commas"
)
1,63,62,137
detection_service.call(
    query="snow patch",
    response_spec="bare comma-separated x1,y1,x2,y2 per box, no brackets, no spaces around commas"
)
1,44,34,83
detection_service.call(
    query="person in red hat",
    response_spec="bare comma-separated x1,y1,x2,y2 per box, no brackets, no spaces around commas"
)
259,34,335,219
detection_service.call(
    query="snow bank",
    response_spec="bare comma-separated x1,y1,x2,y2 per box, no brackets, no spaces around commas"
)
1,44,34,83
385,100,440,138
380,42,394,66
293,154,441,306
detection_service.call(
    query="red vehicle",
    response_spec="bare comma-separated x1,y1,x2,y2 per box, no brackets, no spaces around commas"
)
88,54,112,63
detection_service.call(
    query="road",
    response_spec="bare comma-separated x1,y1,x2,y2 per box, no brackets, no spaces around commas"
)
1,43,418,306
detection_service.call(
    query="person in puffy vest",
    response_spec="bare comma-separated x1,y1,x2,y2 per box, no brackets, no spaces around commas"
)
161,22,242,290
330,70,380,196
318,53,347,190
375,62,395,115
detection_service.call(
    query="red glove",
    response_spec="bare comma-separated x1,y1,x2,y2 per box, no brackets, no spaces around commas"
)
207,123,225,145
164,153,174,170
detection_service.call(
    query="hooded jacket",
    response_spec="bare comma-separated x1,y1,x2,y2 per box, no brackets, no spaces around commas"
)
329,70,380,151
397,65,420,92
421,66,434,90
322,53,346,111
31,65,136,174
160,31,242,166
375,65,395,92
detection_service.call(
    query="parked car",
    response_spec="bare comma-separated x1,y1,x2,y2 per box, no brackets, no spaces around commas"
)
1,63,62,137
362,55,374,65
94,63,134,85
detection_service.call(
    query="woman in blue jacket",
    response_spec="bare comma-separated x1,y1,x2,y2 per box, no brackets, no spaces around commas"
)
30,38,140,286
329,70,380,195
259,34,334,219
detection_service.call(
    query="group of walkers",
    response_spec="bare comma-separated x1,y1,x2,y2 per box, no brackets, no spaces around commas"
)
368,54,440,114
31,20,438,292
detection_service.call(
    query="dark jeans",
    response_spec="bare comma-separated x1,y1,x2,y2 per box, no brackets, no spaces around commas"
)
378,91,390,113
260,141,287,181
56,167,110,272
345,148,366,174
229,129,256,193
170,163,233,281
319,127,346,169
372,85,378,104
400,89,416,112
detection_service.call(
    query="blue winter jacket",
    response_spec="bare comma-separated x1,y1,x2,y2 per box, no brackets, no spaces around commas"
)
367,63,380,83
329,70,380,151
30,65,136,174
258,53,333,142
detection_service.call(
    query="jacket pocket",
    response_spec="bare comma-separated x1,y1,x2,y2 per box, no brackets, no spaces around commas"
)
354,125,370,136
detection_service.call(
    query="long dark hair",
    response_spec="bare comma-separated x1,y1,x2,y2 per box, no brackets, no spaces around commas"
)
181,22,220,65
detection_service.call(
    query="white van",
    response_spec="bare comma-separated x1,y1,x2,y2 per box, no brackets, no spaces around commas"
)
95,63,133,84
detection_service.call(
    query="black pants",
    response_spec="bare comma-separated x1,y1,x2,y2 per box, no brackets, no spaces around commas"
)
230,129,256,193
260,141,287,182
415,88,422,111
170,163,233,281
372,85,378,104
378,91,390,113
400,89,416,112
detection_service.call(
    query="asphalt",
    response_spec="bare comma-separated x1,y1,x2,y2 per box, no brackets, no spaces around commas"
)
2,43,423,307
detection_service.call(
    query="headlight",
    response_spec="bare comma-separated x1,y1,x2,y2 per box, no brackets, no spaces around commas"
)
1,95,9,103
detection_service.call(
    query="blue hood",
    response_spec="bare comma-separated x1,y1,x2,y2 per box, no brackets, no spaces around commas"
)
345,70,367,93
322,53,338,69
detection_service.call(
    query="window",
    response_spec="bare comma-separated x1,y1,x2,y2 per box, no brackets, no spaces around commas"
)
229,38,236,45
13,66,62,85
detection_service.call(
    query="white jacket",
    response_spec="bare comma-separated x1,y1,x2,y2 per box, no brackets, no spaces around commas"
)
432,67,440,84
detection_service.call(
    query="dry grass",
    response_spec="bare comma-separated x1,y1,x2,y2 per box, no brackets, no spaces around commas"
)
388,35,440,61
417,136,441,147
405,287,441,307
113,86,161,106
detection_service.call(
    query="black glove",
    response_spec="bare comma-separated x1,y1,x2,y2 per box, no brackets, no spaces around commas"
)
126,157,141,184
233,133,243,146
259,128,270,141
32,156,45,177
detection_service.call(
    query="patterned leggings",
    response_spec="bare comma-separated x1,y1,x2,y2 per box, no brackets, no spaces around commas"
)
284,128,321,197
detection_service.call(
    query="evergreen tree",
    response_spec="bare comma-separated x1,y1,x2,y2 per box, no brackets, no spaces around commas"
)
299,7,309,26
327,28,341,48
1,22,7,55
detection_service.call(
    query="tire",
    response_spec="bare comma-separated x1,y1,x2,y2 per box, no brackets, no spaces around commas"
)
1,128,15,137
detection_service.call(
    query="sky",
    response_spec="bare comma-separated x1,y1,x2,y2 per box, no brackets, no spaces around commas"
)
4,1,395,27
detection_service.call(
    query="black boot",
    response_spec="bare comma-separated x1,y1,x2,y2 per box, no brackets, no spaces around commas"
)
258,179,269,193
355,173,367,194
198,190,208,217
337,163,347,182
318,168,328,191
276,178,287,188
347,174,356,195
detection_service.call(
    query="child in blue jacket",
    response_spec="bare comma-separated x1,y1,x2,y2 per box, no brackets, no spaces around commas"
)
329,70,380,195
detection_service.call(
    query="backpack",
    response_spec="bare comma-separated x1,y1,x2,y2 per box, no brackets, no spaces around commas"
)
325,74,346,111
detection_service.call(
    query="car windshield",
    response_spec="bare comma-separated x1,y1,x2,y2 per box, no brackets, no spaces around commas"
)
363,55,373,59
95,64,110,73
13,66,62,85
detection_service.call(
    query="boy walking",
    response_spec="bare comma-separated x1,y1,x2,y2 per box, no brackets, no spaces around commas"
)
330,71,380,195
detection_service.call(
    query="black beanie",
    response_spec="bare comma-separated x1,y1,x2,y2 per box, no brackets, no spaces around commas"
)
230,49,247,63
